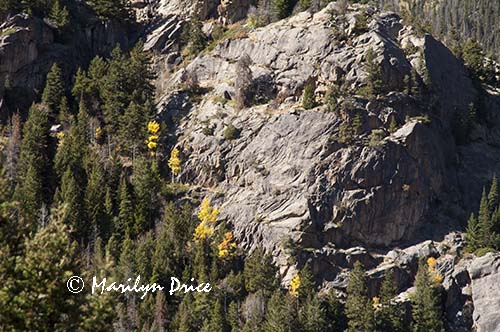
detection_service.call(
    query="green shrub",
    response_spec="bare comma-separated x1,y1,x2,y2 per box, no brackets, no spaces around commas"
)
474,247,497,257
368,129,386,147
302,81,316,110
224,124,240,140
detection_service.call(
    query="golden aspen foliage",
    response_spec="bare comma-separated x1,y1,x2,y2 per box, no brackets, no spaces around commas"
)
289,274,301,297
168,148,181,176
427,257,443,284
198,198,219,225
95,127,103,140
218,231,237,259
193,198,219,241
146,121,160,156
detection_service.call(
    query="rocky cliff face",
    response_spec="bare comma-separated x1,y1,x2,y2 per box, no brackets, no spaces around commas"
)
0,4,130,117
144,2,500,330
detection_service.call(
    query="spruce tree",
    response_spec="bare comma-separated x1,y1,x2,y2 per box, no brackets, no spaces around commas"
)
488,175,499,212
208,299,229,332
377,269,405,332
117,177,134,239
466,213,481,252
365,48,383,97
15,207,84,331
244,247,279,295
59,166,85,235
42,63,65,116
346,261,374,332
411,260,445,332
48,0,69,29
478,188,493,248
299,294,327,332
15,104,50,222
263,290,295,332
132,157,160,235
85,154,107,240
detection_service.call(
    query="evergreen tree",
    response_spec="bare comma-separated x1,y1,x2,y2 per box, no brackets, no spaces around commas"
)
299,294,327,332
90,0,133,22
119,102,148,155
302,81,316,110
488,175,499,212
324,290,347,332
478,188,493,248
48,0,69,29
271,0,293,20
185,18,207,56
263,290,295,332
42,63,65,116
376,269,405,332
14,207,84,331
466,213,481,253
85,154,108,240
346,261,374,332
15,104,50,222
117,177,134,239
132,157,160,235
411,260,445,332
365,48,383,96
58,166,85,235
208,299,229,332
244,247,279,295
297,263,315,302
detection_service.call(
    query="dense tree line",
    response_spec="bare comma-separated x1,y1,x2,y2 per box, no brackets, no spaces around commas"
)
378,0,499,59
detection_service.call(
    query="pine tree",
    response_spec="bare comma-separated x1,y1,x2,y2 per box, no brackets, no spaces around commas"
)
117,177,134,239
302,81,316,110
488,175,499,212
90,0,133,22
365,48,383,97
346,261,374,332
299,294,327,332
186,17,207,56
411,260,445,332
376,269,405,332
132,157,160,235
119,102,148,156
324,290,347,332
58,166,85,235
271,0,293,20
478,188,493,248
465,213,480,252
297,263,315,302
263,290,295,332
42,63,65,116
15,104,50,222
208,299,229,332
48,0,69,29
85,154,108,240
14,207,84,331
244,247,279,295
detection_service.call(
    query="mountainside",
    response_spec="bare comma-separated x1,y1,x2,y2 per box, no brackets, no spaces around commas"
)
1,1,500,332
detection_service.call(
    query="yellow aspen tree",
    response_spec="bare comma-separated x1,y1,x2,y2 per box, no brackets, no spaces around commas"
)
289,274,301,297
168,148,181,180
218,231,237,259
193,198,219,241
146,121,160,156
